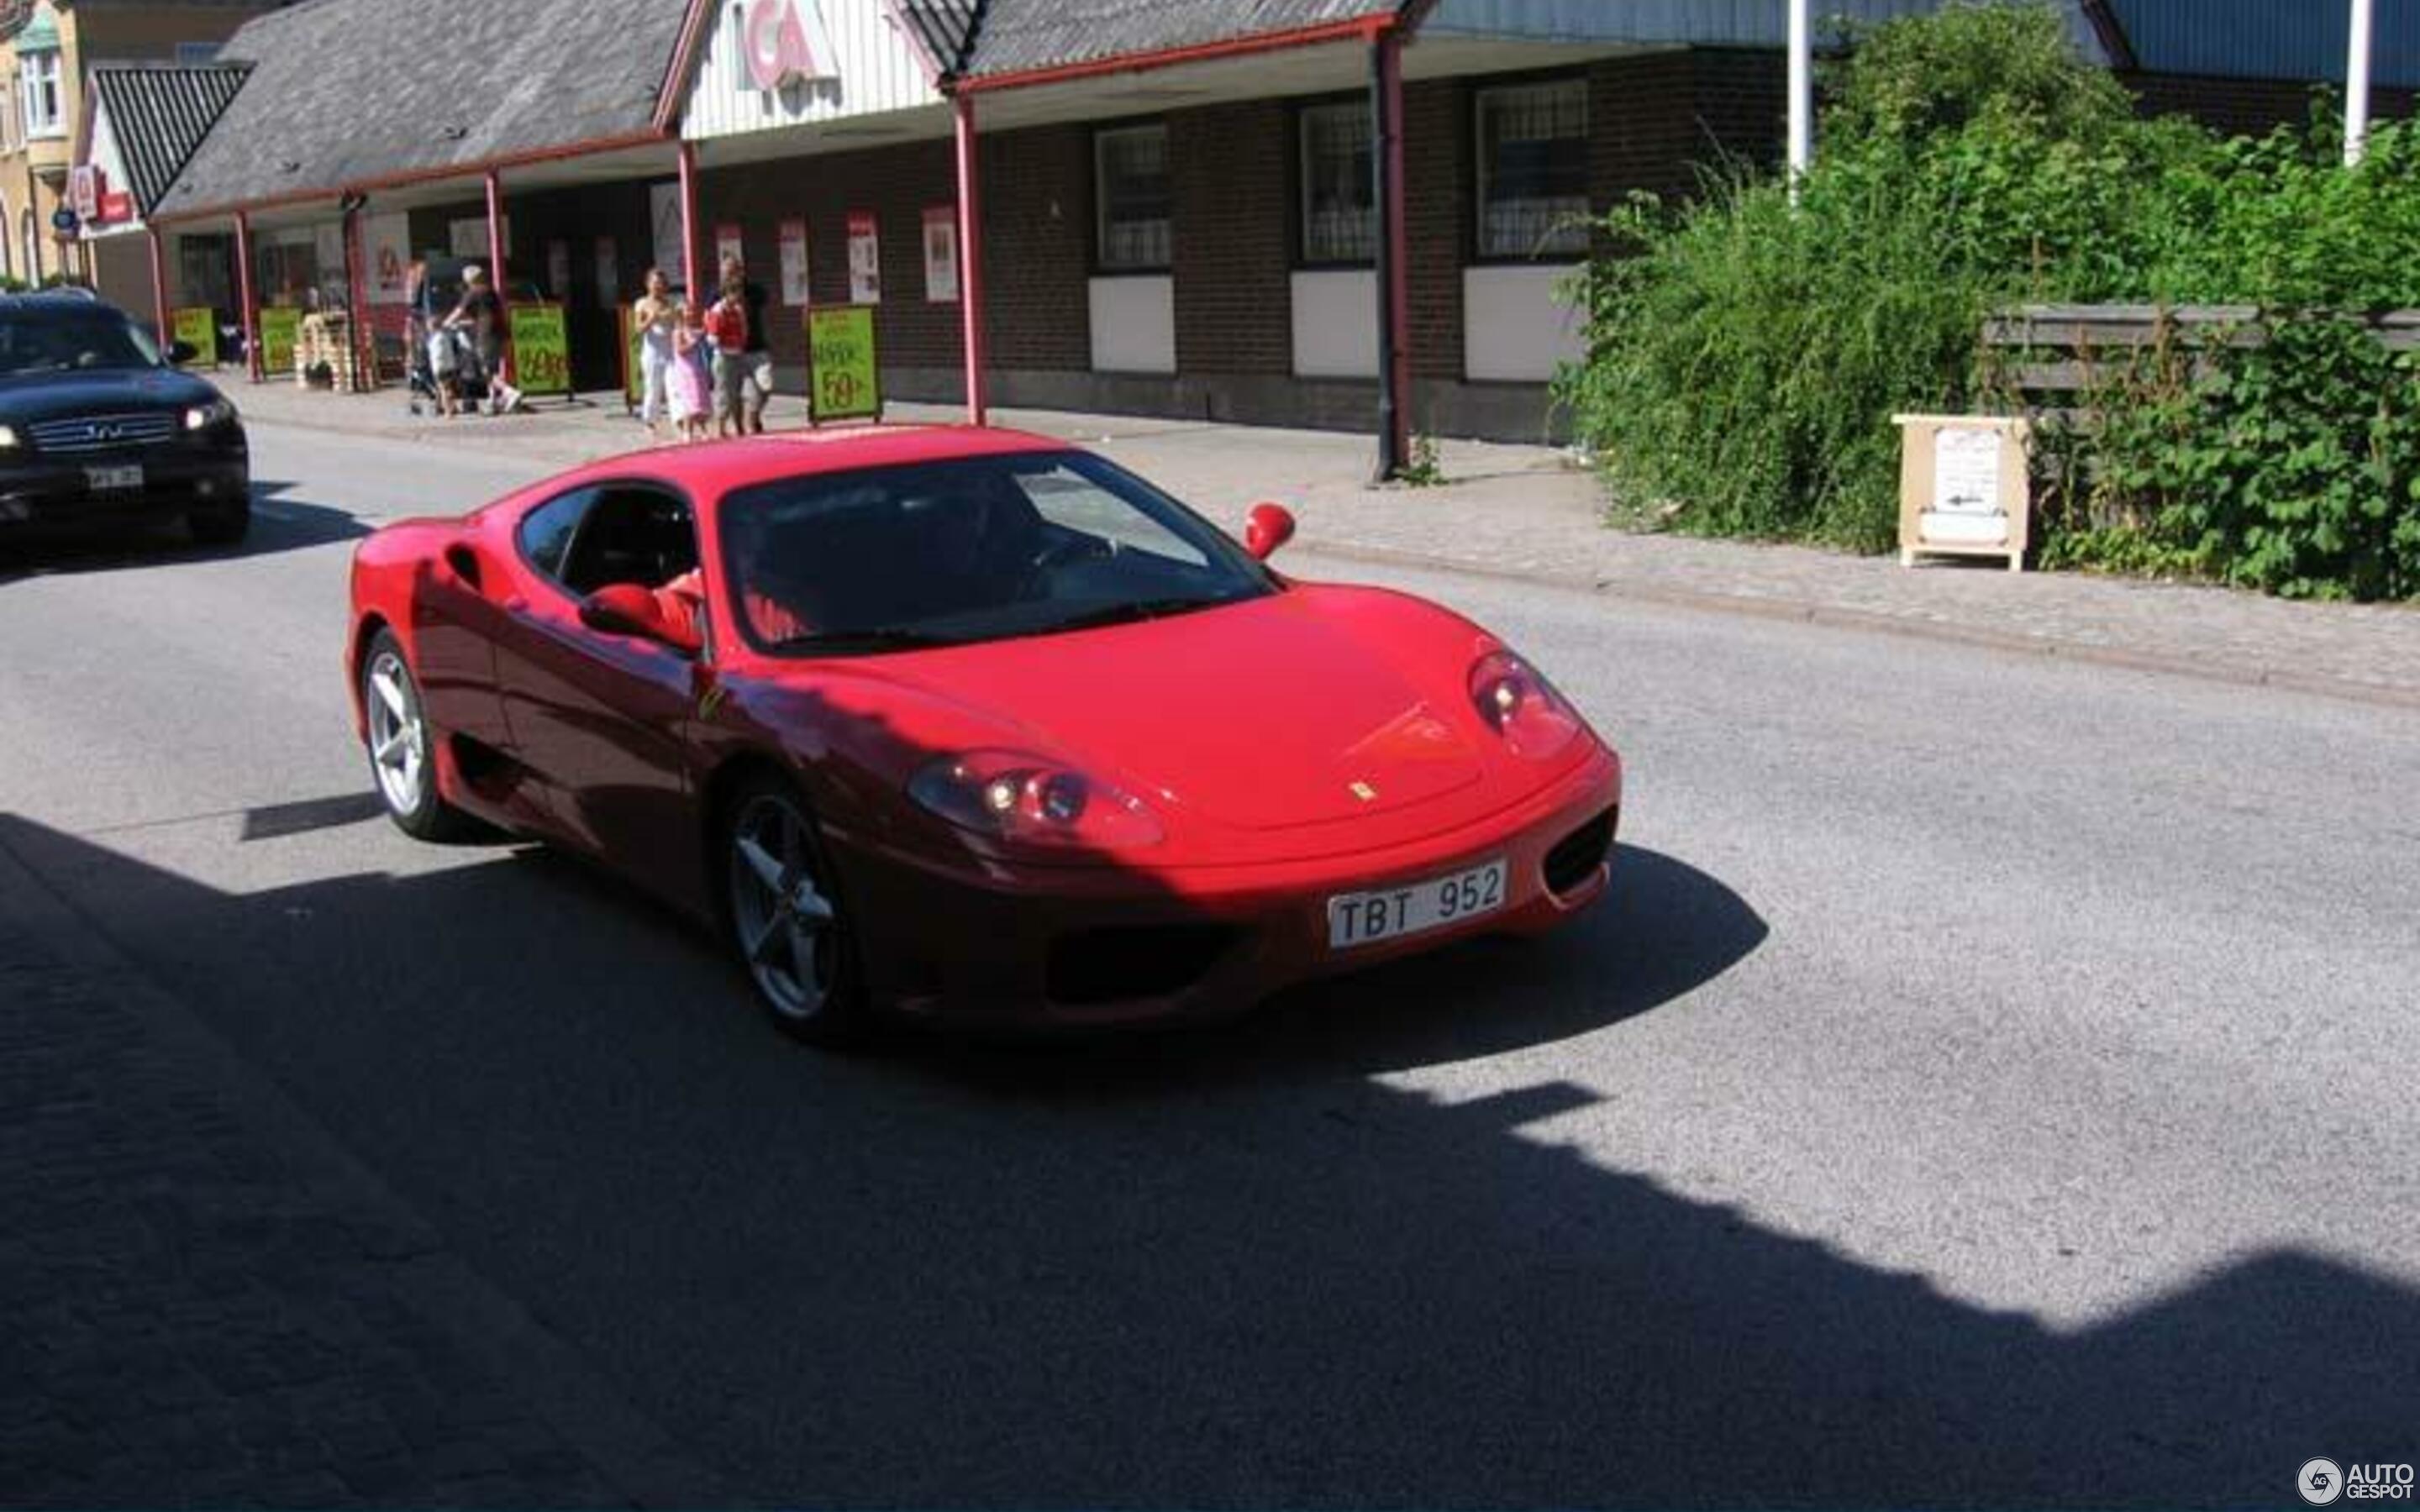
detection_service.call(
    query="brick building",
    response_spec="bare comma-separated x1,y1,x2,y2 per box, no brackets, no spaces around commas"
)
0,0,287,294
129,0,2419,447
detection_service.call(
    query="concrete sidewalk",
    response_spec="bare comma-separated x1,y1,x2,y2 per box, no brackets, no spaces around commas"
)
228,377,2420,709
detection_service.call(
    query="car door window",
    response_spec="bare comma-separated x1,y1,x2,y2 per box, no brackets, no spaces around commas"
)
518,485,698,598
518,487,593,581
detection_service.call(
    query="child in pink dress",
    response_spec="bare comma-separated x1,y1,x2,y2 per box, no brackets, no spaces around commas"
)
667,304,713,443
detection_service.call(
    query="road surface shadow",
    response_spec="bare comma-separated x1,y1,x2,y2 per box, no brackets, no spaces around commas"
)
3,811,2412,1508
0,480,369,585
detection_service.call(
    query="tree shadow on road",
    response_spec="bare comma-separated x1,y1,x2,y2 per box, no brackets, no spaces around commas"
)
3,811,2412,1508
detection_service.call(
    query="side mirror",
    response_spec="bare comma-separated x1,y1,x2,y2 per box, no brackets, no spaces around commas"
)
166,339,198,365
580,583,701,656
1244,502,1297,561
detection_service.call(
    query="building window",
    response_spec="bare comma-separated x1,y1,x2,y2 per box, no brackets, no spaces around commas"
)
1298,101,1374,265
1094,123,1171,272
20,48,61,139
1476,78,1589,260
175,41,223,66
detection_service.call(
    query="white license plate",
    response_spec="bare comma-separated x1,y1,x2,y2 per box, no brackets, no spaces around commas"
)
86,465,143,493
1328,859,1507,951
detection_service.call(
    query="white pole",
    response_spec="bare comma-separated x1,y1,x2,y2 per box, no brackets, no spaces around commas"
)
1787,0,1814,198
2344,0,2375,166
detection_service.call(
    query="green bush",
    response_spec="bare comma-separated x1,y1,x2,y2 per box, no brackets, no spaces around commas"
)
1557,0,2420,600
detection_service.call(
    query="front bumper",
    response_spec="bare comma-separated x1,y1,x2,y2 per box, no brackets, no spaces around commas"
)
838,743,1623,1028
0,433,250,533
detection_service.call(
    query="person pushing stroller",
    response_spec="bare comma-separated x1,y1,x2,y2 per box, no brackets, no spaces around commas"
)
434,265,526,416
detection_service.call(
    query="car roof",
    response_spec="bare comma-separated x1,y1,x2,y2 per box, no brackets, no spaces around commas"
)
554,424,1077,500
0,291,116,312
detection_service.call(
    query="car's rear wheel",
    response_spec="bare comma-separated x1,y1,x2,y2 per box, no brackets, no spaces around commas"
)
188,496,250,546
361,630,474,842
724,777,867,1047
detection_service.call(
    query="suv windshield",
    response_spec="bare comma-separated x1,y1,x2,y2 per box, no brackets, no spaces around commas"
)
0,309,164,375
718,449,1276,654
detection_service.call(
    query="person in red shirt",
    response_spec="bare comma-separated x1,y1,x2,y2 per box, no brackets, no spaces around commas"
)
705,269,751,440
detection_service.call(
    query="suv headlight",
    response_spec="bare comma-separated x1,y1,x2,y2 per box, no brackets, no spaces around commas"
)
183,398,237,432
0,424,18,449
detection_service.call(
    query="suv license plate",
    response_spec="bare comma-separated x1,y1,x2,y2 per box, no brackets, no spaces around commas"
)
86,465,143,494
1328,859,1507,951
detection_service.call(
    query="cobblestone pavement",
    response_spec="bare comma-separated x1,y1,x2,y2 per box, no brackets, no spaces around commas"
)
229,383,2420,707
0,827,710,1509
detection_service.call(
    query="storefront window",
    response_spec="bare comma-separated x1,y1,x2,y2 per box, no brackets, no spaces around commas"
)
20,49,61,139
1476,79,1589,260
1095,123,1171,273
1299,101,1374,265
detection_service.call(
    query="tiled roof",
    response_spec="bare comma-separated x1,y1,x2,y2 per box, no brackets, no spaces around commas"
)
89,65,249,215
155,0,689,218
936,0,1404,81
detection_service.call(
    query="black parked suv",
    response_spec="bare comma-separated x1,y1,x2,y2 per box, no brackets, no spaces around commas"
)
0,292,250,545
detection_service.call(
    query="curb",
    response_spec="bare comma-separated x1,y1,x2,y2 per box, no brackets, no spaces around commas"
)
1292,540,2420,716
239,413,2420,717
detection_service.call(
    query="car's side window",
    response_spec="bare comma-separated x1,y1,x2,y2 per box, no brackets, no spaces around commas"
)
556,487,698,598
518,487,593,583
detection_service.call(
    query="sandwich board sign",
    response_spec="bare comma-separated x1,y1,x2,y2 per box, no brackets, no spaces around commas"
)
1894,414,2033,572
808,305,878,424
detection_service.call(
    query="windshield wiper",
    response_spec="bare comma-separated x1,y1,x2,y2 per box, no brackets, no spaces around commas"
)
1044,596,1230,635
771,627,958,654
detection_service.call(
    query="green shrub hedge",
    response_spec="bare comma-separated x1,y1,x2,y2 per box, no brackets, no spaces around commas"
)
1555,0,2420,601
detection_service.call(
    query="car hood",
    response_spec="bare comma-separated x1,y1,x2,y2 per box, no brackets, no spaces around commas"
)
832,591,1491,833
0,366,219,423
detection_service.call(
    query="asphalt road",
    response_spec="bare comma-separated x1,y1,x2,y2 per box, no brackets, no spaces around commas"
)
3,423,2417,1507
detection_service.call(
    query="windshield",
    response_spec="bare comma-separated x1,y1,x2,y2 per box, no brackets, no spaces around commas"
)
0,311,164,375
718,449,1277,654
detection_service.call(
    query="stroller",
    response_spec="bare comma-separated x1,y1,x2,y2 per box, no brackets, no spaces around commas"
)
411,319,497,416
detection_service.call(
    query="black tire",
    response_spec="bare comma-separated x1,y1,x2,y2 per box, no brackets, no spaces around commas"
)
720,774,870,1048
360,629,476,843
188,496,250,546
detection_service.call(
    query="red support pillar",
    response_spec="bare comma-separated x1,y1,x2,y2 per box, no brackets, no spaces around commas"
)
234,211,260,382
676,139,700,302
484,169,511,384
343,206,373,391
953,93,986,427
1370,28,1412,480
145,224,171,353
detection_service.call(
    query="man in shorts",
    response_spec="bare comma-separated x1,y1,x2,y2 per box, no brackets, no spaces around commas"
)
704,266,750,439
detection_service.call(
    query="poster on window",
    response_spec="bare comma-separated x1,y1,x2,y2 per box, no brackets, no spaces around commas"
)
715,223,744,277
594,236,618,304
779,218,809,307
545,239,571,302
922,206,958,304
650,182,686,289
846,210,880,305
366,213,412,304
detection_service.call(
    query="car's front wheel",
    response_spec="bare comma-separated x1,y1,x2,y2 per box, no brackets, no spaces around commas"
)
360,630,473,842
723,776,867,1047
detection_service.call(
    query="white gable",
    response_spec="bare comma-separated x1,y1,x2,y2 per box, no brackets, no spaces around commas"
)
680,0,941,142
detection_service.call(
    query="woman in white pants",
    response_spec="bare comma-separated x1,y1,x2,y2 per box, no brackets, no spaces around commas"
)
634,268,681,439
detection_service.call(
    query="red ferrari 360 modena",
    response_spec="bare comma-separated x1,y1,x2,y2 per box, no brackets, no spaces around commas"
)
346,426,1621,1043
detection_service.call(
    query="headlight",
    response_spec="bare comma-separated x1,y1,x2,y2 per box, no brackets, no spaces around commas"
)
0,423,18,449
1468,649,1586,761
908,749,1164,850
183,398,237,432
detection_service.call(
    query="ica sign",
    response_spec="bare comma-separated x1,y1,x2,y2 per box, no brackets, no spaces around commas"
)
742,0,836,92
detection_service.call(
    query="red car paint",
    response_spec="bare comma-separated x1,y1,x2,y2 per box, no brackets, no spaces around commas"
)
347,426,1622,1026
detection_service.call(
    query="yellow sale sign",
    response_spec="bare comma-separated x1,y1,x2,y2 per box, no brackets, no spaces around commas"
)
808,305,878,424
171,307,218,367
508,302,571,396
257,306,300,376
